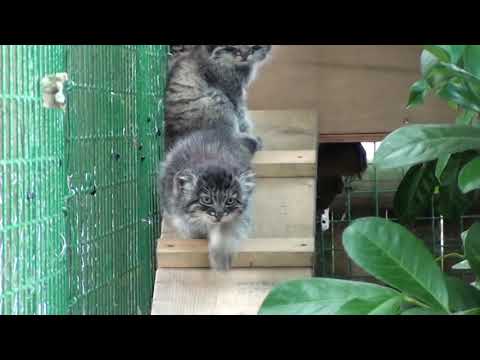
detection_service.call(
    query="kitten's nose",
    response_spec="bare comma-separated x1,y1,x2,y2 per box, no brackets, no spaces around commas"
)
215,211,224,221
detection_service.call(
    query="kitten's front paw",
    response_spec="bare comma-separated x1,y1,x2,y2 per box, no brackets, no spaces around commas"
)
240,134,263,154
209,250,233,272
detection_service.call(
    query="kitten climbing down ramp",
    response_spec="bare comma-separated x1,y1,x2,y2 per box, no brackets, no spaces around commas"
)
152,110,318,315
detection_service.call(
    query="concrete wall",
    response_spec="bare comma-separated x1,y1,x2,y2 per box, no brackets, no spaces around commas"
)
248,45,456,140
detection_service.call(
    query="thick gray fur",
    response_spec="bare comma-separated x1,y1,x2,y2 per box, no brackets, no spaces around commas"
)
158,128,256,271
165,45,272,151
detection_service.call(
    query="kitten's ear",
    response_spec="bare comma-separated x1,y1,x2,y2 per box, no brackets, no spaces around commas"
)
174,169,198,194
238,170,256,194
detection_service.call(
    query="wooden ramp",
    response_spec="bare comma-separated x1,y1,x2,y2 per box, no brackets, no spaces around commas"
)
151,110,318,315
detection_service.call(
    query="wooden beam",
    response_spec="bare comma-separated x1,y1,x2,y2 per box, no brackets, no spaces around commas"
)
253,150,316,178
157,237,314,268
318,133,388,143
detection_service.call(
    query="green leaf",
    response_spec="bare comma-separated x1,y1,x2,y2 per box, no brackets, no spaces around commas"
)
465,222,480,279
373,125,480,169
368,296,404,315
436,154,452,181
437,82,480,113
427,62,480,89
421,61,480,112
447,101,459,111
258,278,400,315
421,49,441,77
438,153,476,220
445,276,480,312
401,307,446,315
464,45,480,77
334,298,382,315
342,217,449,312
425,45,466,64
452,260,470,270
455,110,478,126
439,151,477,185
394,162,438,225
455,308,480,315
459,156,480,194
407,80,430,109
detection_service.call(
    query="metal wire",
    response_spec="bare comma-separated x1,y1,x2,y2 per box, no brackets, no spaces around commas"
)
315,141,478,285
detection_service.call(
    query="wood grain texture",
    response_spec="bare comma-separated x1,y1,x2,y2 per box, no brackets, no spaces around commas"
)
248,46,456,135
151,268,312,315
157,237,314,268
252,150,316,178
249,110,318,151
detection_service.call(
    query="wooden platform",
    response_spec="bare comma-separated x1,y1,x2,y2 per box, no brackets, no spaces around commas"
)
152,268,312,315
152,110,318,315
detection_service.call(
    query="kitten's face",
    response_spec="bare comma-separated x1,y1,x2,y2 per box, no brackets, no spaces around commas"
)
206,45,272,67
175,166,255,225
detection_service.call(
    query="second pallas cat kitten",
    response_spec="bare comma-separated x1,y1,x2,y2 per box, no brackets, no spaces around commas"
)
165,45,272,151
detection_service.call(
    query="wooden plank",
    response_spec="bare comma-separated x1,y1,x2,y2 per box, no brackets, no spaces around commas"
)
318,133,388,143
252,150,316,178
157,237,314,268
249,110,318,151
151,268,312,315
252,178,315,238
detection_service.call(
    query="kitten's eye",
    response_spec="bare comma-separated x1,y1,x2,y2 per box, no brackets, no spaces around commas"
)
226,198,236,206
251,45,263,52
201,195,212,204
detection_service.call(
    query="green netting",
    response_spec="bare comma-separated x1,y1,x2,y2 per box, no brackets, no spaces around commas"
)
0,45,168,315
0,45,68,314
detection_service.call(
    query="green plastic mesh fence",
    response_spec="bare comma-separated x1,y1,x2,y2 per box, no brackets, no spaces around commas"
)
0,45,168,315
1,45,68,314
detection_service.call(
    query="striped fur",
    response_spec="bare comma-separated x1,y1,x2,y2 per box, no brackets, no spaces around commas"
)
165,45,272,151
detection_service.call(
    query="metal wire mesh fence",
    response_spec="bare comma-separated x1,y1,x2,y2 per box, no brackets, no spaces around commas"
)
0,45,168,315
315,141,479,285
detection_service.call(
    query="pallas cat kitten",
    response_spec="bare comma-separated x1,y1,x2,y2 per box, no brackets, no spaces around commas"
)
165,45,272,151
158,128,256,271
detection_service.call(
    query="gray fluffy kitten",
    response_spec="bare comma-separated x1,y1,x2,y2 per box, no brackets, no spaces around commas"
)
165,45,272,151
158,128,256,271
